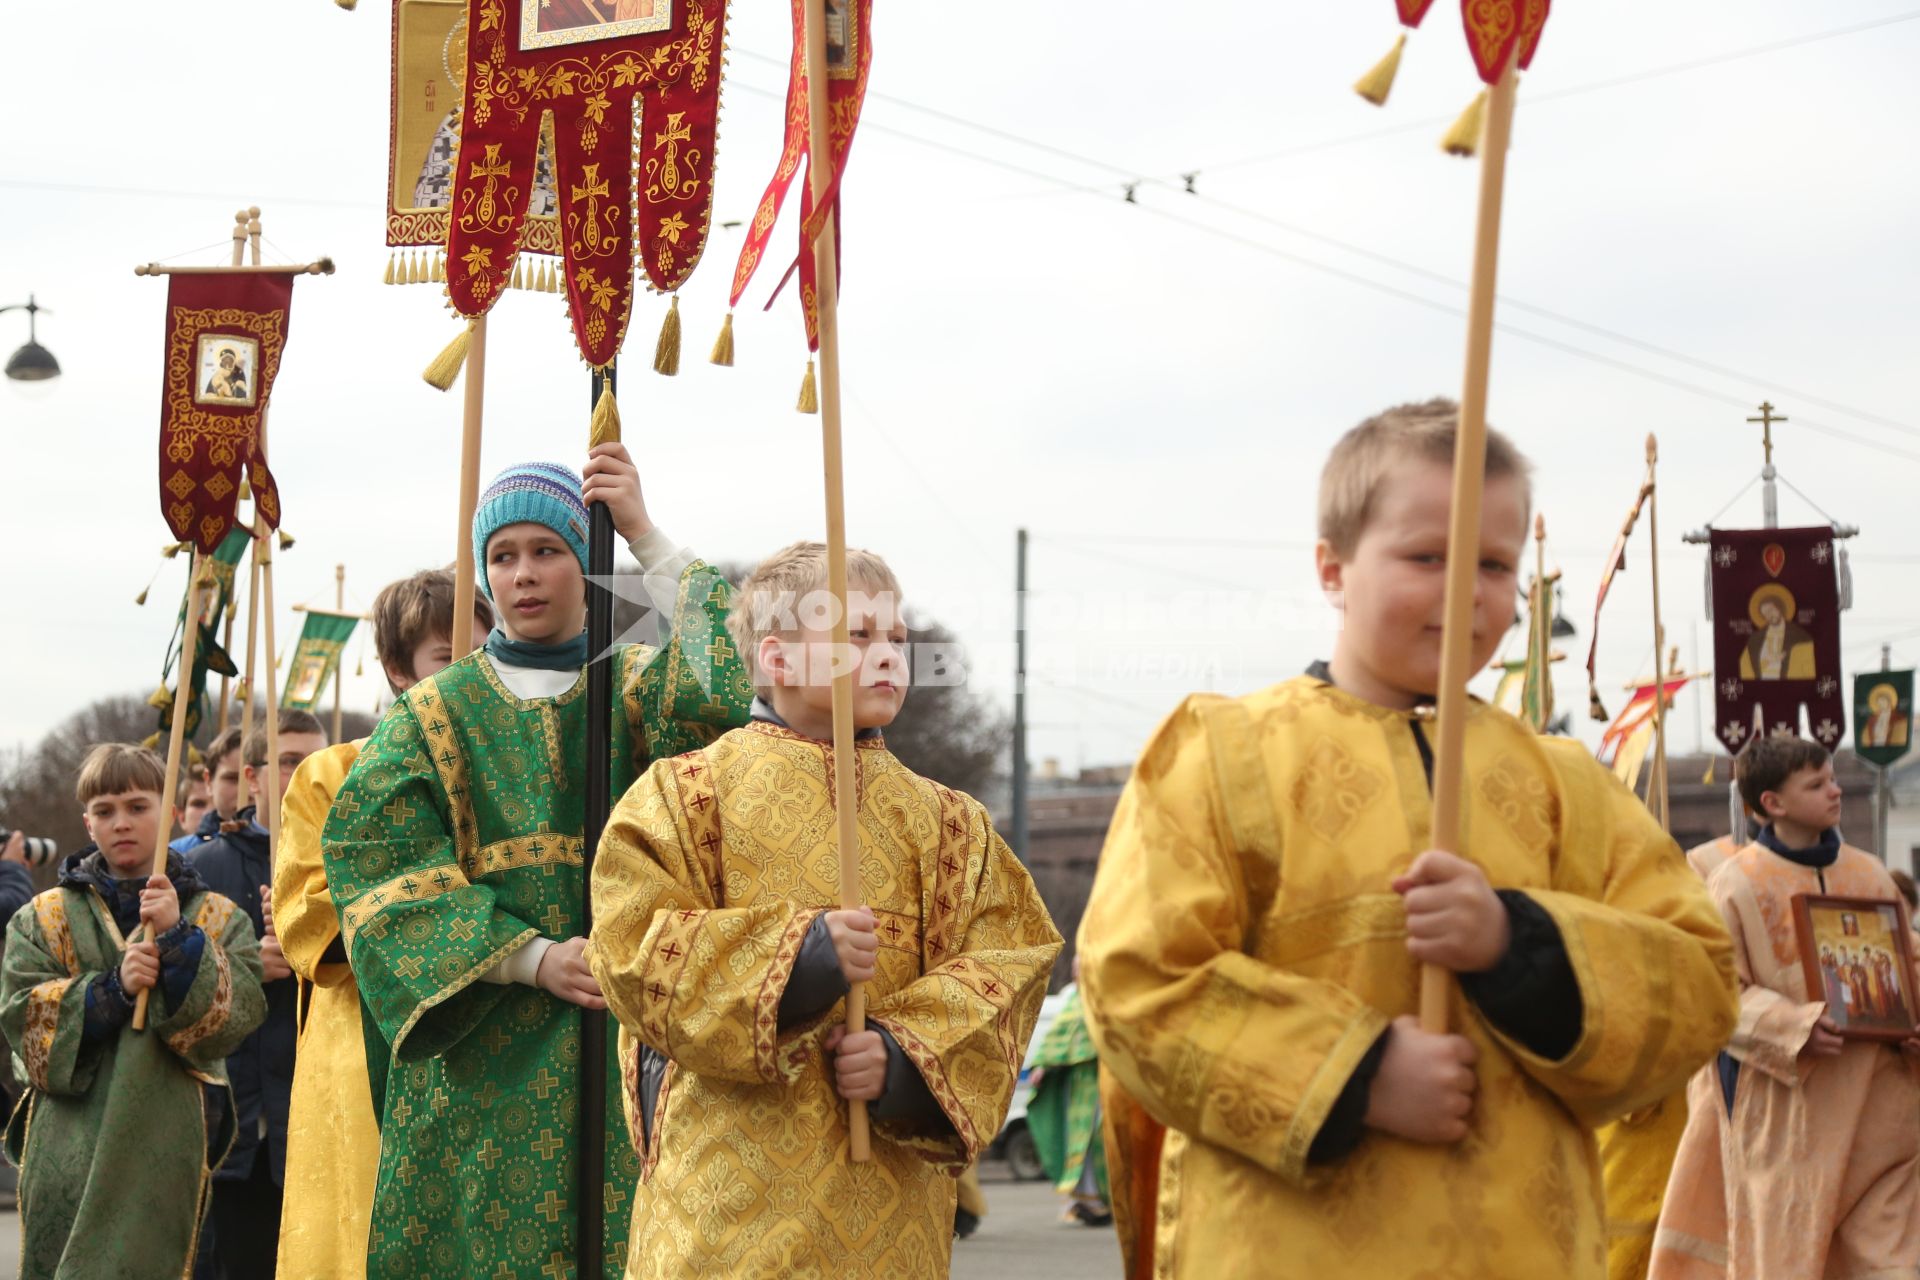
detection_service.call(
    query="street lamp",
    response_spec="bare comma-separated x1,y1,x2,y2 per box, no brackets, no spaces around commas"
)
2,296,59,383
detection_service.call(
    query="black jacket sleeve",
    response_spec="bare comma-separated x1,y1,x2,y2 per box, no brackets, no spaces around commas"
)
1458,890,1583,1061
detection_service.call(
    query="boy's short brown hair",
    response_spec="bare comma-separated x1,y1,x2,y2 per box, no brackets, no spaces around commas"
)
243,709,327,767
1318,398,1533,557
206,725,245,768
726,541,903,697
175,762,210,809
372,568,496,688
1735,735,1830,814
75,744,167,808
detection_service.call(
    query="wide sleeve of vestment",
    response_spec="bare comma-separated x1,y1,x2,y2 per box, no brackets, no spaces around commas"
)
1709,859,1825,1085
273,742,359,988
153,891,269,1070
321,694,537,1060
1482,739,1739,1124
586,753,823,1085
1075,695,1391,1189
866,803,1062,1171
1,892,106,1097
622,560,755,766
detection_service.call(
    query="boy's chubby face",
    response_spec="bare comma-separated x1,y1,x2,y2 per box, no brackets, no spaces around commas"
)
82,789,165,876
760,580,910,738
1764,761,1843,834
486,523,586,645
1317,458,1528,710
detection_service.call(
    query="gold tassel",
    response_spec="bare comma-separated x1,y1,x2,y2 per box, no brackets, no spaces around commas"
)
162,542,187,559
421,320,477,392
1441,89,1488,158
334,0,358,9
135,586,150,606
589,381,622,448
710,311,735,367
511,258,526,291
279,531,295,551
541,260,557,293
383,254,397,286
237,475,251,502
796,359,819,414
1353,32,1407,107
1702,756,1716,785
232,678,249,705
653,295,682,376
433,251,446,283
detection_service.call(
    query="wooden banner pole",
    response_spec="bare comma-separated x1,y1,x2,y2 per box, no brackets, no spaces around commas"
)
453,315,488,661
1422,61,1517,1035
1646,435,1671,831
802,0,870,1159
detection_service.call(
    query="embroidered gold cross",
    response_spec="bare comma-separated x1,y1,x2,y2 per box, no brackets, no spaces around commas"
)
470,144,514,227
571,163,611,251
652,111,693,200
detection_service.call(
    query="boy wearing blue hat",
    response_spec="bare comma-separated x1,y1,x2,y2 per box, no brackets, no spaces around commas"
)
321,442,754,1280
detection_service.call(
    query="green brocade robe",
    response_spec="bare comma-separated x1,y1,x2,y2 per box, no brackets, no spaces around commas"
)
323,563,752,1280
1,886,266,1280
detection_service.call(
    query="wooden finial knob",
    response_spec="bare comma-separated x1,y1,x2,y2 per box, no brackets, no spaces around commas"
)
1645,432,1658,461
235,210,250,226
248,205,262,219
1534,512,1545,540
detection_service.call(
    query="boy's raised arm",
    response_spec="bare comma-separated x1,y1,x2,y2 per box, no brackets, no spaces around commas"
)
1476,739,1739,1122
1077,698,1390,1188
586,755,825,1085
149,892,267,1070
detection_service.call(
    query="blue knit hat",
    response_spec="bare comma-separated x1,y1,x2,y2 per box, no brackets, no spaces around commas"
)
472,462,591,599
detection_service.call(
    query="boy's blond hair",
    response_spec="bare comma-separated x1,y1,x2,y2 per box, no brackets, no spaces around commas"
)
75,744,167,807
726,541,903,696
372,568,497,691
1318,398,1532,557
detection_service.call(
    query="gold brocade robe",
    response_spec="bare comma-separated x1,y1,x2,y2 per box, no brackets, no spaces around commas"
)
1651,842,1920,1279
1595,836,1744,1279
1077,677,1739,1280
271,740,379,1280
586,721,1062,1278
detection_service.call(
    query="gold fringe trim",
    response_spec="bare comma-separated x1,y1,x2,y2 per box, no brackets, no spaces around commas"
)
511,259,525,291
1354,32,1407,107
542,259,558,293
422,320,477,392
432,251,446,283
589,382,622,448
710,311,735,367
796,359,818,414
654,295,682,376
383,254,396,286
1442,89,1488,158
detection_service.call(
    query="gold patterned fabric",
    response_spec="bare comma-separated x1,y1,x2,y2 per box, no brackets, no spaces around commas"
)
1077,676,1739,1280
586,721,1062,1278
273,740,379,1280
1651,842,1920,1278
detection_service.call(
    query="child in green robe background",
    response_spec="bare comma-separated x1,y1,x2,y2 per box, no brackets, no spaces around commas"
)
2,743,266,1280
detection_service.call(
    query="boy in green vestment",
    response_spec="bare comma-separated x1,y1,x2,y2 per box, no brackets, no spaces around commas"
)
1,743,267,1280
322,444,753,1279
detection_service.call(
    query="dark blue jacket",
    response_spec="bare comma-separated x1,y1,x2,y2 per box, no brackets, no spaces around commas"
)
0,861,34,931
189,808,293,1185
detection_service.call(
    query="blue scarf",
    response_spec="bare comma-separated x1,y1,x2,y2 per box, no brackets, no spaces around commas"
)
485,627,590,672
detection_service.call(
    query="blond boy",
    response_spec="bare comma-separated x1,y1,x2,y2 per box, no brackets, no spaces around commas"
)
587,541,1062,1277
1077,399,1739,1279
0,744,265,1279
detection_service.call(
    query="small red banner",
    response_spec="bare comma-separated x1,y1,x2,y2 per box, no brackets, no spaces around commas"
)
158,274,292,553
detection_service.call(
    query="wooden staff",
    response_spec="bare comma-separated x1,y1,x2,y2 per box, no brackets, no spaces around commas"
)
216,211,249,737
332,564,346,741
132,553,211,1031
1645,434,1670,831
1421,62,1518,1036
453,315,488,660
247,209,286,855
801,0,871,1161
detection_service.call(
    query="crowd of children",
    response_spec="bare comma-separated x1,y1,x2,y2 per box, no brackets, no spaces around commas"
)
4,406,1917,1279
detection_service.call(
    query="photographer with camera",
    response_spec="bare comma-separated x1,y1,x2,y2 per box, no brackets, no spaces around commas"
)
0,829,48,928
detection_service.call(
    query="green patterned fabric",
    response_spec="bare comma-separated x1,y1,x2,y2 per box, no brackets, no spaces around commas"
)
321,560,751,1280
0,886,265,1280
1026,985,1107,1198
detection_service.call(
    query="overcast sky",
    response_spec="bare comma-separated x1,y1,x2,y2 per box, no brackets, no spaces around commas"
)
4,0,1919,778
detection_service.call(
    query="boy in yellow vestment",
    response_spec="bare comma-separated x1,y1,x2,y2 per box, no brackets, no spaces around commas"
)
587,541,1062,1278
270,567,493,1279
1077,399,1739,1280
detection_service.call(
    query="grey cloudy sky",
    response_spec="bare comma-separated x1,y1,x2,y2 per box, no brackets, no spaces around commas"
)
3,0,1918,778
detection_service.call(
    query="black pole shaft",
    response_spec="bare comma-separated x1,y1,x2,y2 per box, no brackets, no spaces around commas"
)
1011,528,1028,861
579,364,616,1279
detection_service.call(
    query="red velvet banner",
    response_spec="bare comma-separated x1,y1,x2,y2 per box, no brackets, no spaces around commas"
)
443,0,727,367
1397,0,1437,27
1710,526,1846,752
727,0,873,352
1460,1,1521,84
1518,0,1551,70
158,274,292,554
